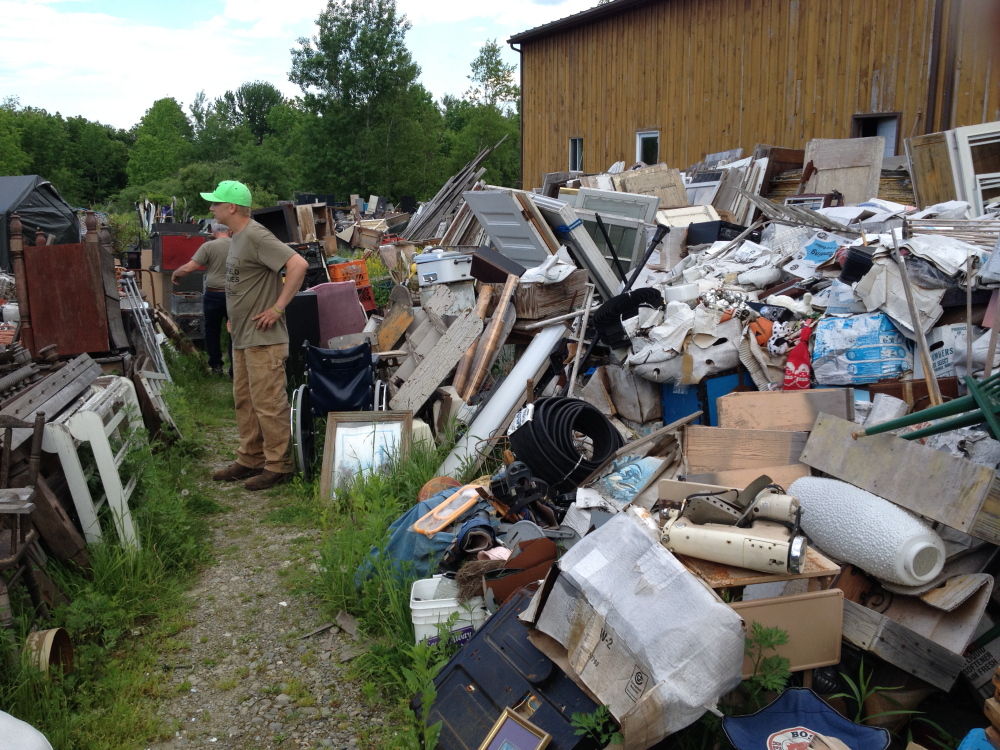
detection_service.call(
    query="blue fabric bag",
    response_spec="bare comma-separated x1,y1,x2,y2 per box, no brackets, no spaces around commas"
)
358,487,498,585
723,688,890,750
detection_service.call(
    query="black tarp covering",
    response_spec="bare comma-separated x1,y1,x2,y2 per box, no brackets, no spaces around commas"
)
0,176,80,271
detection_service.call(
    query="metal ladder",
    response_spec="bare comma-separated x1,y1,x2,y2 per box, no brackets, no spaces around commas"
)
120,271,171,381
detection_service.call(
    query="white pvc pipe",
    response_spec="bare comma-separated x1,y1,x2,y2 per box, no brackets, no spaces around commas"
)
437,323,568,479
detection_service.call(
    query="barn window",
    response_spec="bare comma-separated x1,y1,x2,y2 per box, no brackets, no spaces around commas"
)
851,113,901,157
569,137,583,171
636,131,659,165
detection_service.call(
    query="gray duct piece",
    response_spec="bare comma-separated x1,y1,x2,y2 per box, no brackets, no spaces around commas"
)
789,476,946,586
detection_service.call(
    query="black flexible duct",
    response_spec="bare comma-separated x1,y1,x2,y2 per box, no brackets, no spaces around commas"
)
508,397,624,494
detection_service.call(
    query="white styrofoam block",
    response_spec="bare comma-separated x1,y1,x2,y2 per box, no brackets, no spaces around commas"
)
789,476,945,586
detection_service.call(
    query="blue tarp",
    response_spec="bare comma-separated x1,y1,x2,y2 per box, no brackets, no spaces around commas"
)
359,487,498,584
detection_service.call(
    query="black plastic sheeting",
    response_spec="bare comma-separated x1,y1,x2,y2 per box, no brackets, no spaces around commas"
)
0,176,80,271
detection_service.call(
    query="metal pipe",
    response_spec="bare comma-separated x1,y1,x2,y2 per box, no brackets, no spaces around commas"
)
522,303,601,330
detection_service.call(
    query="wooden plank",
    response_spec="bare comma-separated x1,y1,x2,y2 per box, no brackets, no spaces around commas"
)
686,464,812,489
730,589,843,678
34,475,90,569
296,205,317,242
716,389,855,432
684,425,809,473
375,303,414,352
800,415,1000,541
679,546,840,589
390,311,483,413
905,132,958,208
841,599,965,691
985,702,1000,734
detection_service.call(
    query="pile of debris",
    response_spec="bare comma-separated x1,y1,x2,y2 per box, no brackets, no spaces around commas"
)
313,125,1000,749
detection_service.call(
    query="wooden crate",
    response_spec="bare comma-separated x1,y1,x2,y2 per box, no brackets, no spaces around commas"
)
511,268,588,319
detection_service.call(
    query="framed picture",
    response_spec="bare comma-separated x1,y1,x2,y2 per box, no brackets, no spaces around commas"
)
478,708,551,750
319,411,412,499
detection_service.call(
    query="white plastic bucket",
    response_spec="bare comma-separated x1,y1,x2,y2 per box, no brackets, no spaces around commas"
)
410,575,488,646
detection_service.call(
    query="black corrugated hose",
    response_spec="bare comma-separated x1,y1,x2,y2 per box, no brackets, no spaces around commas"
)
508,397,624,494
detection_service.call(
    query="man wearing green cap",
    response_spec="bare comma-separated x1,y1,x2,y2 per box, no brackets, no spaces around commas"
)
200,180,309,490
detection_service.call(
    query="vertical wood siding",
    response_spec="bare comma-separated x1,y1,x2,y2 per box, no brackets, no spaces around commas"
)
520,0,998,189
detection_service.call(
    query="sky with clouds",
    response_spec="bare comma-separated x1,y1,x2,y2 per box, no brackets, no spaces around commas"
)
0,0,597,129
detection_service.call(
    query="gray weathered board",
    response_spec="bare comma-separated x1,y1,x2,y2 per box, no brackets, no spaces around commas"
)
841,599,965,691
685,426,809,473
800,415,1000,543
390,311,483,413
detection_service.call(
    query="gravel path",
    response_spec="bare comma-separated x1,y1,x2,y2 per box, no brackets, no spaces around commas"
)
148,425,392,750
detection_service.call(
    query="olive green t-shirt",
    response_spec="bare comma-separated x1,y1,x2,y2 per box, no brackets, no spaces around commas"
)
226,220,297,349
191,237,230,289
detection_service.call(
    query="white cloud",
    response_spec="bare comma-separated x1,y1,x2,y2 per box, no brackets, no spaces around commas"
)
0,0,599,128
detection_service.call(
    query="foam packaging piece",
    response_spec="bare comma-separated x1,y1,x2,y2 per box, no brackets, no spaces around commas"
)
789,476,946,586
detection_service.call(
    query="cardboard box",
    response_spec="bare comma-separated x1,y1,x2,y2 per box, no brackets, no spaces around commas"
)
913,324,969,379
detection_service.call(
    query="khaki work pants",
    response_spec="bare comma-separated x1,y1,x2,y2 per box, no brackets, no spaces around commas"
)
232,344,292,474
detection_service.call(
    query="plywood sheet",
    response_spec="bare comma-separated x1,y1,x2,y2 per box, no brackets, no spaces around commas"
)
611,164,689,209
684,425,809,473
800,415,1000,542
731,589,843,678
716,389,854,432
803,137,885,205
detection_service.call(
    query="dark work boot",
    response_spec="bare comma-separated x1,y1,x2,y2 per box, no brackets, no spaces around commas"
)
245,470,293,491
212,462,263,482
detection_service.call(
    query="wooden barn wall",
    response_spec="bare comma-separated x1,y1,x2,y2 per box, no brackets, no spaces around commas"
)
520,0,998,189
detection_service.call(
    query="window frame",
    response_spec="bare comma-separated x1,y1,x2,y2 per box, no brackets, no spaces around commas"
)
850,112,901,157
635,130,660,165
569,137,583,172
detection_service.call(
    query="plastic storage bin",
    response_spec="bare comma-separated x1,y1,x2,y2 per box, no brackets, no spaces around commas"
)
171,292,203,315
410,575,487,646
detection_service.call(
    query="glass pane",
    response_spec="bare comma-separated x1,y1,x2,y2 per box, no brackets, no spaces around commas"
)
640,135,659,165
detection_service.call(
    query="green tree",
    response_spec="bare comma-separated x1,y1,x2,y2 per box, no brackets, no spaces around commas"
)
290,0,446,199
0,103,29,176
126,98,193,185
219,81,285,145
465,39,519,110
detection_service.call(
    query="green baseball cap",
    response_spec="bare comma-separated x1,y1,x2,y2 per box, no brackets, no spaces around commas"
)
200,180,252,207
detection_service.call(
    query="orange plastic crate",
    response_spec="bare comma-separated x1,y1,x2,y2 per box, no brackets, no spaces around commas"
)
329,259,370,287
357,284,376,312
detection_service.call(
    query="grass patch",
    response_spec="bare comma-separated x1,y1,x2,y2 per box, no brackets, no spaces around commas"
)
0,346,228,749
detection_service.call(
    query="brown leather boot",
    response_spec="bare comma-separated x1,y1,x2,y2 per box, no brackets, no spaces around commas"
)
245,470,293,491
212,462,262,482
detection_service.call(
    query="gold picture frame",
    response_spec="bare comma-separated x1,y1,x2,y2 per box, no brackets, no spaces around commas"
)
477,707,552,750
319,410,413,500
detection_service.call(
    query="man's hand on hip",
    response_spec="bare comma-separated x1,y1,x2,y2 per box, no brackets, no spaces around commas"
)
252,307,282,330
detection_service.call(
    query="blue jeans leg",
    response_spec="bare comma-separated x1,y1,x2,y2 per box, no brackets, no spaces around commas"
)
203,291,228,370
